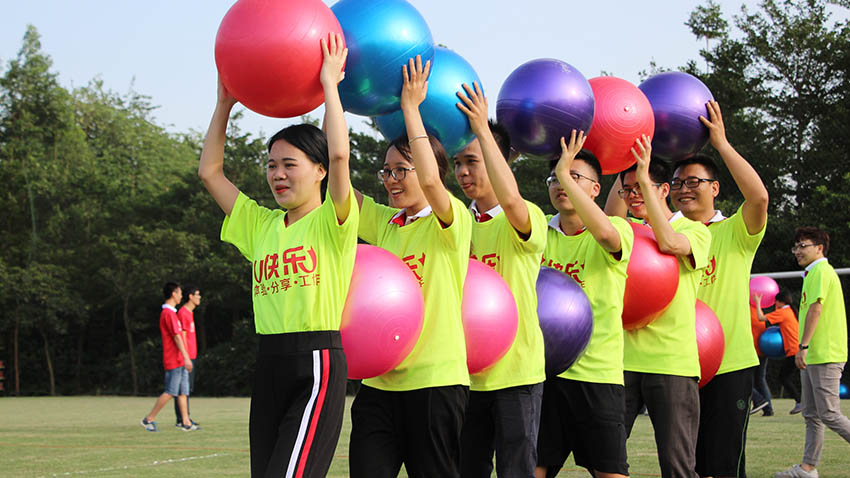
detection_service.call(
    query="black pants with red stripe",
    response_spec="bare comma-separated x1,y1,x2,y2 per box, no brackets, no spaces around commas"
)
250,331,347,478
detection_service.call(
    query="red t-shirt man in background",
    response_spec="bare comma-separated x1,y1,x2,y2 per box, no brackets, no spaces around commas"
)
173,286,202,427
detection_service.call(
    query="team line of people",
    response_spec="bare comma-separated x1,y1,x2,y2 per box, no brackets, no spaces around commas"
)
197,35,849,478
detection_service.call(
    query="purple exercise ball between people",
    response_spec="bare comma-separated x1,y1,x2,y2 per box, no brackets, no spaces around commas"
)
536,267,594,376
638,71,714,161
496,58,595,158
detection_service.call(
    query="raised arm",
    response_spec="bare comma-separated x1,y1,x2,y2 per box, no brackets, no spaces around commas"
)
604,175,628,218
401,56,453,225
320,33,352,222
198,79,240,215
753,293,768,322
555,130,622,253
456,82,531,235
633,136,693,257
701,100,768,234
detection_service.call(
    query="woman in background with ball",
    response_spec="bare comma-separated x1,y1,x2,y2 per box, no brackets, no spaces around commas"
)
198,34,359,478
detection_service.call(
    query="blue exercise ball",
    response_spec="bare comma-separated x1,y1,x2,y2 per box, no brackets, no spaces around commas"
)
638,71,714,161
332,0,434,116
496,58,595,158
758,326,785,359
840,383,849,399
373,46,480,158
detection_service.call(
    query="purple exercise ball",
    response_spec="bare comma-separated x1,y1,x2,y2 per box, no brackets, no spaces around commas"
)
536,267,594,376
638,71,714,160
497,58,595,158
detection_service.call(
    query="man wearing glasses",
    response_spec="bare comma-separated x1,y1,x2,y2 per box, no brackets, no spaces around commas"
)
775,227,850,478
670,100,770,478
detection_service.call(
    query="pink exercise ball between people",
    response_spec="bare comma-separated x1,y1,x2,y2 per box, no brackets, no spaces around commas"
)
214,0,344,118
749,276,780,308
696,300,725,388
622,223,680,330
584,76,655,175
462,259,519,375
340,245,424,380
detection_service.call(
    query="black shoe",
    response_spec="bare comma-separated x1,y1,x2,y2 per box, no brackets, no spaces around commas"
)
763,409,774,416
750,400,768,415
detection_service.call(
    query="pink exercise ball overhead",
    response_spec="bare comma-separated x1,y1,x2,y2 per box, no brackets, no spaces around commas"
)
340,245,424,380
583,76,655,175
462,260,519,375
214,0,344,118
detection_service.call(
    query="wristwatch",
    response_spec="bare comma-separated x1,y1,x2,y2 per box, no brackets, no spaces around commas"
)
799,344,809,350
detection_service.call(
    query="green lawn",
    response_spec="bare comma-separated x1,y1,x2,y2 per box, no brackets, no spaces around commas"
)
0,396,848,477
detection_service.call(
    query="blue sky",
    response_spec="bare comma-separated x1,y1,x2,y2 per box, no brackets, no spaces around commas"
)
0,0,800,138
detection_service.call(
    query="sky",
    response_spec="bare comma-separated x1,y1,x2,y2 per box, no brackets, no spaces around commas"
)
0,0,824,139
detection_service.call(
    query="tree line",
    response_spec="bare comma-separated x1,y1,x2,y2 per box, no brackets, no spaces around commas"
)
1,0,847,396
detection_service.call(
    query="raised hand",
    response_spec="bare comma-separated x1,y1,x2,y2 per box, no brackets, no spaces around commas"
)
217,76,237,108
456,81,489,135
555,129,587,183
400,55,430,111
320,33,348,87
699,100,730,149
631,134,653,185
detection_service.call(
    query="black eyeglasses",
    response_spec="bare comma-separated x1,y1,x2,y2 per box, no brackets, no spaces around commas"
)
617,183,664,198
791,243,819,252
377,166,415,182
546,171,598,187
670,177,716,190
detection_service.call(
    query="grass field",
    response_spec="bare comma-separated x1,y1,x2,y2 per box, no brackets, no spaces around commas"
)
1,396,848,477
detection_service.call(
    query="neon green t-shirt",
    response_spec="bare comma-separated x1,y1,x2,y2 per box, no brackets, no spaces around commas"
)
468,201,547,391
623,214,711,377
221,189,359,334
699,205,765,374
358,194,472,391
541,214,634,385
800,259,848,365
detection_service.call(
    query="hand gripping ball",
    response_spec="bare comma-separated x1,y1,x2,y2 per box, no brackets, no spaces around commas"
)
215,0,344,118
536,267,594,377
340,245,424,379
462,259,519,375
696,300,725,388
583,76,655,175
750,276,780,309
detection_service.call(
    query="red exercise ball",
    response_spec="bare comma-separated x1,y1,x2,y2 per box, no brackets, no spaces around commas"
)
622,223,679,330
696,300,725,388
462,260,519,375
214,0,344,118
584,77,655,175
340,245,424,380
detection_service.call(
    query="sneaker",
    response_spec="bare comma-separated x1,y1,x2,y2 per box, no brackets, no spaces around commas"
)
790,402,803,415
180,423,200,432
750,400,768,415
775,464,818,478
763,409,775,416
140,418,158,432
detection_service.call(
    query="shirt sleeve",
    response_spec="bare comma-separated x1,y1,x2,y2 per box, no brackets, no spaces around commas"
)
436,194,473,251
358,195,397,245
804,265,828,304
507,201,548,254
676,218,712,271
730,204,766,251
221,192,278,260
604,216,635,265
166,311,182,336
319,185,360,251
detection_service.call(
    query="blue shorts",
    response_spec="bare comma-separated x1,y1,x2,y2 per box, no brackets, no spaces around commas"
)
164,367,190,396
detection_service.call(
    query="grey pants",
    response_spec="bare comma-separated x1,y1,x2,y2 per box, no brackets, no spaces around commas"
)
801,362,850,466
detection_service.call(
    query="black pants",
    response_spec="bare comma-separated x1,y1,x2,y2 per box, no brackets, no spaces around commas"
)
625,371,700,478
250,332,347,478
696,367,754,478
174,361,196,424
349,384,469,478
460,383,543,478
778,356,802,402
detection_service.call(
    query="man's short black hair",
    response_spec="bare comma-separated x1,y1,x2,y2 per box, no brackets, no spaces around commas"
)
794,226,830,257
548,149,602,181
673,154,719,180
183,285,200,297
163,282,181,301
488,120,511,162
618,157,672,185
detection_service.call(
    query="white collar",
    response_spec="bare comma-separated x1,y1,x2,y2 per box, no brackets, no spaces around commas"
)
777,304,790,310
705,210,726,224
547,213,586,236
390,205,433,226
162,304,177,312
469,201,503,219
804,257,828,275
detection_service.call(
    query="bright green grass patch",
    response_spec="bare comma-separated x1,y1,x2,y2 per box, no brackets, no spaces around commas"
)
0,397,847,477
